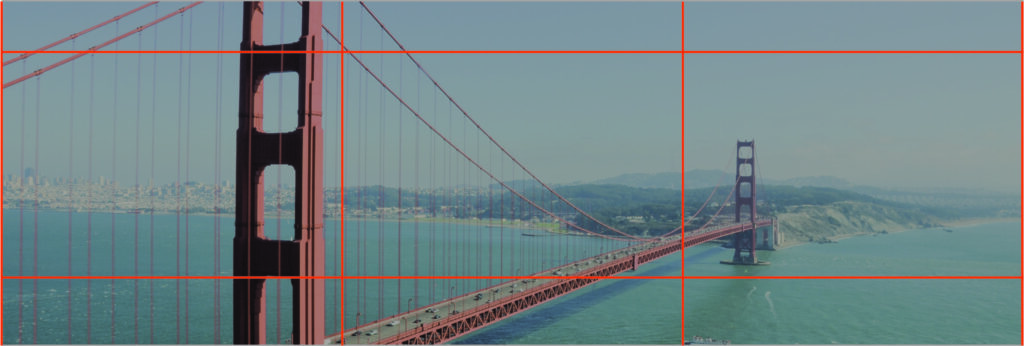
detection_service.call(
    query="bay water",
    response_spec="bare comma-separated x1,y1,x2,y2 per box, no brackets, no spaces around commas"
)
684,221,1020,344
2,210,1018,344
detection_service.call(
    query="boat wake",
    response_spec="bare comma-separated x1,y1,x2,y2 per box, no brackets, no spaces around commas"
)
764,291,777,318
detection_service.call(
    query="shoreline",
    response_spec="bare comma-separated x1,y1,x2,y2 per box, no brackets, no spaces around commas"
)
778,216,1021,249
938,217,1020,228
1,207,574,235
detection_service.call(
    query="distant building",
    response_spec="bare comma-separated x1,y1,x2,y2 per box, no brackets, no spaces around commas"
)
614,216,645,224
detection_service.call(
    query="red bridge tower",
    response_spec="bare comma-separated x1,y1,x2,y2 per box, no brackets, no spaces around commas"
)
732,140,759,264
234,2,324,344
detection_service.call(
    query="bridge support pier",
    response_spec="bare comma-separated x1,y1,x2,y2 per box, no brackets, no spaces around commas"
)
731,227,758,264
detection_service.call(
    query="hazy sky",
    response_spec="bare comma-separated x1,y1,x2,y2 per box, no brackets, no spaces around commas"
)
2,2,1020,192
683,2,1020,192
341,2,682,187
3,2,682,188
3,2,345,187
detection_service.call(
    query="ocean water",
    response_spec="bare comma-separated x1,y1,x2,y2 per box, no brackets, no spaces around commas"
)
2,210,1019,344
684,221,1021,344
1,210,652,344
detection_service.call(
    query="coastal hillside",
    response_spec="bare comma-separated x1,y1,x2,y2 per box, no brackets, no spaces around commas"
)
685,184,1016,247
342,184,682,237
589,172,682,190
774,201,940,247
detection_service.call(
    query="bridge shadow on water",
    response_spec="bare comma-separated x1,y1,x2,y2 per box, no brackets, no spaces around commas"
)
452,258,681,344
684,244,729,264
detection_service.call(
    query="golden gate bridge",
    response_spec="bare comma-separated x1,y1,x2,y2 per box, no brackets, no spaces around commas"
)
2,2,773,344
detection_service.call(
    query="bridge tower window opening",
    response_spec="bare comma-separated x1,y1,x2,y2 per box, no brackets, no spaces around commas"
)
262,73,301,133
263,165,297,241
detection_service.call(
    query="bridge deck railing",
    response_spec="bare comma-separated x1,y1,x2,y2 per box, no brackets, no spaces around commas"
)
372,239,682,344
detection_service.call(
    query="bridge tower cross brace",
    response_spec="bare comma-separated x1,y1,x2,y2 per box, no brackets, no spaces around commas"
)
234,2,324,344
733,140,757,264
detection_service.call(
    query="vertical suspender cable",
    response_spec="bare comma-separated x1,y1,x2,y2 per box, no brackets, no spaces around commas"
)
33,73,42,345
214,3,224,342
358,11,367,323
355,11,364,324
175,11,184,343
134,30,143,345
512,166,517,276
528,170,534,275
414,68,421,311
342,5,350,327
499,150,504,278
461,110,468,295
87,54,95,345
397,52,403,318
19,61,27,344
362,37,368,330
149,5,159,342
444,100,451,303
488,147,493,287
111,20,121,344
429,81,436,307
474,126,480,292
67,39,77,344
377,28,385,331
426,84,433,306
183,11,194,343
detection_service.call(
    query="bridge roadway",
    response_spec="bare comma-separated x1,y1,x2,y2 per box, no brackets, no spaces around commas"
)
683,217,774,248
328,235,683,344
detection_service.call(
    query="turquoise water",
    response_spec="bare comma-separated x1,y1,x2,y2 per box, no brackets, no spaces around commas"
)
454,256,681,345
1,210,642,344
3,210,1019,344
684,222,1021,344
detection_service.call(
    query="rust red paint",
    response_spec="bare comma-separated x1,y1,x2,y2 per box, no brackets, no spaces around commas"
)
327,242,682,345
683,219,774,248
235,2,324,344
733,141,758,263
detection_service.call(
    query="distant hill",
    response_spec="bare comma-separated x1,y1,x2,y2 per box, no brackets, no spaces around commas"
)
685,183,1019,247
683,174,1019,220
774,175,853,189
343,183,681,237
589,172,681,190
682,169,730,189
593,171,860,191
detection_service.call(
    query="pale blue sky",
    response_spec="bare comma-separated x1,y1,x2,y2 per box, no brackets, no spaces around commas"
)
683,2,1020,192
2,2,1020,192
341,2,681,187
3,2,683,188
3,2,345,188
